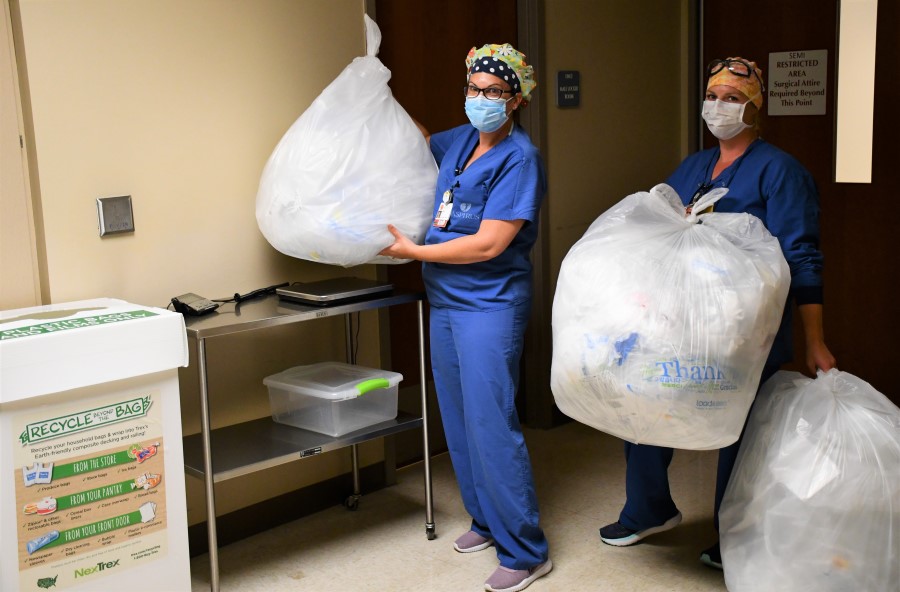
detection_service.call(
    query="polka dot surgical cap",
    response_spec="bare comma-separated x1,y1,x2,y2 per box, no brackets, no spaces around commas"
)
466,43,536,101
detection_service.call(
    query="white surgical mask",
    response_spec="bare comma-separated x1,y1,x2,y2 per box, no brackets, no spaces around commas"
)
701,99,750,140
465,95,512,133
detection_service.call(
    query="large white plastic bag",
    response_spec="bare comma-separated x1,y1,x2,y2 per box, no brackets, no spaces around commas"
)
255,15,437,267
550,184,790,450
720,370,900,592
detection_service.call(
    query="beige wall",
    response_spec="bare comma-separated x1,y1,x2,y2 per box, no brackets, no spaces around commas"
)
543,0,689,287
10,0,394,525
15,0,375,307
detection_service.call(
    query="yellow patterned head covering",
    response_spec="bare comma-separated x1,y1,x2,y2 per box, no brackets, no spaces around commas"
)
707,57,765,109
466,44,536,101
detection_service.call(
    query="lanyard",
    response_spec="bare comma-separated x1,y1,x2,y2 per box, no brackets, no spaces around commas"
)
435,158,465,229
451,123,513,177
689,139,760,207
445,138,479,205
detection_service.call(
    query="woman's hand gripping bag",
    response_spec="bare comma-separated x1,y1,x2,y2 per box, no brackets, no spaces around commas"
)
255,15,437,267
550,184,789,450
720,370,900,592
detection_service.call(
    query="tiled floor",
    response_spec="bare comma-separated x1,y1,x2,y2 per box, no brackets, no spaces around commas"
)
190,422,729,591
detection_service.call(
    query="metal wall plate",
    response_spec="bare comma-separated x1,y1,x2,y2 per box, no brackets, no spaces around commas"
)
97,195,134,236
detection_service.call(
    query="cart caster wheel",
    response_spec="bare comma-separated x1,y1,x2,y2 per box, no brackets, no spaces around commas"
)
343,495,360,511
426,524,436,540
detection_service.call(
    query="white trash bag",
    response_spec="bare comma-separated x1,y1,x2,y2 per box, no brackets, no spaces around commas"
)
551,184,790,449
720,370,900,592
255,15,437,267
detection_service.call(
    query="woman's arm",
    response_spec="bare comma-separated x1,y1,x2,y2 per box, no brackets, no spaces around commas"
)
379,219,524,264
798,303,837,375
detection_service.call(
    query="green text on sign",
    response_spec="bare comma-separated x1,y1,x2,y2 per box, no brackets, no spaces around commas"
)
1,310,157,341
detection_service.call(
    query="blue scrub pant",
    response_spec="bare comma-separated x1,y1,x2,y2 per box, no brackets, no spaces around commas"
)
430,303,549,570
619,364,780,533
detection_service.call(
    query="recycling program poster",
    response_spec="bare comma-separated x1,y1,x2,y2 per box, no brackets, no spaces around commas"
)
13,389,170,591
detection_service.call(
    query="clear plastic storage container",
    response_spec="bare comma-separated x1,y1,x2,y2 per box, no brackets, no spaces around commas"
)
264,362,402,437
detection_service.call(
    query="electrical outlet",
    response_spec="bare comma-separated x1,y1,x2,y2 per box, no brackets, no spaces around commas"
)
97,195,135,236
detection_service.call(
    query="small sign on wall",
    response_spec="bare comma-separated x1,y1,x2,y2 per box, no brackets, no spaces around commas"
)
767,50,827,116
557,71,580,107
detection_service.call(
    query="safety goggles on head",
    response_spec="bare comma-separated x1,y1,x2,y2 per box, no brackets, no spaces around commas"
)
707,58,766,93
464,84,514,102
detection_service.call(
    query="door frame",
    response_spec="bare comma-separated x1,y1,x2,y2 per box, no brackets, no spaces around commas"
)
515,0,555,428
1,0,44,309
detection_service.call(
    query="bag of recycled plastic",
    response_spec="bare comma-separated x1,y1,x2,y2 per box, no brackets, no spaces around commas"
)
550,183,790,450
255,15,437,267
720,369,900,592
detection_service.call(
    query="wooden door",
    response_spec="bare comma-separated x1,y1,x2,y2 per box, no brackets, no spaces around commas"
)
703,0,898,403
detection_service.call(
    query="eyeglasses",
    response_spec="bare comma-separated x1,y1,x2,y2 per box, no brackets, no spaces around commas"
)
464,84,514,102
707,58,766,93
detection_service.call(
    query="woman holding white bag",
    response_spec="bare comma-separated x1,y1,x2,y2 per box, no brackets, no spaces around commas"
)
380,43,551,592
598,57,837,570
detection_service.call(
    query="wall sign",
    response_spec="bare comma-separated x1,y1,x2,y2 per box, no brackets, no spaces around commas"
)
767,50,828,116
557,71,580,107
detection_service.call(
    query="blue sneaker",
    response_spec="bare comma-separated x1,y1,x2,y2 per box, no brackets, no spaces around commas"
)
599,512,682,547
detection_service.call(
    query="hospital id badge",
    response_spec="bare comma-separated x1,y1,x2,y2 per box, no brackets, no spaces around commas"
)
433,202,453,228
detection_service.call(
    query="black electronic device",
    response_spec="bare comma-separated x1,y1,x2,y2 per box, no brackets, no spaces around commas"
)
276,277,393,306
171,293,220,316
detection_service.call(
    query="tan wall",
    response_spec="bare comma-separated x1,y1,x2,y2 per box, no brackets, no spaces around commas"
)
15,0,373,306
544,0,689,287
11,0,392,525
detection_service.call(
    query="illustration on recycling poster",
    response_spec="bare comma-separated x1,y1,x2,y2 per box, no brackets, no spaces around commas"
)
13,389,170,591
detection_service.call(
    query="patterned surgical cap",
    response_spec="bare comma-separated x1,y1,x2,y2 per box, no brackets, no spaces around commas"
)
466,44,536,101
707,57,765,109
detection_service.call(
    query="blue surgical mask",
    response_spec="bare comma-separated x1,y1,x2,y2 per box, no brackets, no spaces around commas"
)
465,96,512,133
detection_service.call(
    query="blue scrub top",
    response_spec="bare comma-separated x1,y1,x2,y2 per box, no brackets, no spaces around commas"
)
666,138,824,366
423,124,546,311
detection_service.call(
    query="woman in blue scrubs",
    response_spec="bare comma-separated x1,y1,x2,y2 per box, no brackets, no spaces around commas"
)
598,57,837,569
380,43,551,592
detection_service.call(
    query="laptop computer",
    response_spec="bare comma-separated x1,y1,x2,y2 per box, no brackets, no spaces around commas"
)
276,277,394,306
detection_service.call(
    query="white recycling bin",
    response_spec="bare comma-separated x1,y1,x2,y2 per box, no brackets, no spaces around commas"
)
0,298,191,592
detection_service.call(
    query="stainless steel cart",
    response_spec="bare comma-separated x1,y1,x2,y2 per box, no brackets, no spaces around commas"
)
181,291,434,592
